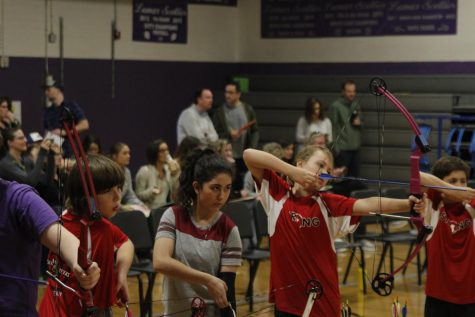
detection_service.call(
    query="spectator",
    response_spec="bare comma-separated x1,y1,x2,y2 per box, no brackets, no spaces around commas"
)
295,97,332,149
110,142,150,217
329,80,362,177
279,139,295,164
213,81,259,191
175,136,202,168
211,139,242,199
210,139,235,165
24,133,64,212
43,77,89,155
0,128,52,187
135,139,180,209
153,148,241,315
82,134,102,155
37,143,67,214
307,131,327,147
177,88,218,145
26,132,46,163
0,96,20,132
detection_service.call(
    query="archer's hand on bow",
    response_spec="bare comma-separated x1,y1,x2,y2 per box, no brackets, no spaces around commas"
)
73,262,100,290
205,275,229,308
116,273,130,308
409,193,427,215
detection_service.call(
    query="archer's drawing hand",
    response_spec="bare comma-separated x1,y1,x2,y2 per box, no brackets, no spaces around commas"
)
290,167,319,188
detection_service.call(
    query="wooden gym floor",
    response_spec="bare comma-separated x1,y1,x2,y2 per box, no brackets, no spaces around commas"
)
37,237,427,316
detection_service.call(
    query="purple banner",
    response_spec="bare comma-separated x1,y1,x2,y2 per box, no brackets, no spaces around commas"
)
262,0,457,38
133,0,187,43
188,0,237,6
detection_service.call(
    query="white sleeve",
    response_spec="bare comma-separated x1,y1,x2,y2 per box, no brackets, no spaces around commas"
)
156,207,176,240
295,117,307,143
255,171,289,237
177,111,187,144
207,116,219,142
325,118,333,142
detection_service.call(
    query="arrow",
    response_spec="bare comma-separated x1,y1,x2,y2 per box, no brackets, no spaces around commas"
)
319,173,468,192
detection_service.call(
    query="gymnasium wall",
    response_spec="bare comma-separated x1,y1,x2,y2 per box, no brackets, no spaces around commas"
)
0,0,239,171
0,0,474,171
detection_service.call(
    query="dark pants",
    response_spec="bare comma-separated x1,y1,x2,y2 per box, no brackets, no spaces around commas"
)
234,158,247,190
425,296,475,317
335,150,361,177
275,309,299,317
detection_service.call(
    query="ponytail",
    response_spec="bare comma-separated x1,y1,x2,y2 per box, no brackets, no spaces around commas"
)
177,148,232,211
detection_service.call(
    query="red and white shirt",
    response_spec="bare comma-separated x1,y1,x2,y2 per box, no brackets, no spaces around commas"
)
425,189,475,304
257,170,359,317
39,210,129,317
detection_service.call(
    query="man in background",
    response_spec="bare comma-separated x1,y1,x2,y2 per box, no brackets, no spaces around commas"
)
213,82,259,189
329,80,362,177
177,88,218,145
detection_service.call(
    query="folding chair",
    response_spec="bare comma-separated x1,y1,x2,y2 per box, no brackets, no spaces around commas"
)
111,211,157,317
222,200,270,312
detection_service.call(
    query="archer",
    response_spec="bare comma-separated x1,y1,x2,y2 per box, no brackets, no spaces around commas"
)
243,146,425,317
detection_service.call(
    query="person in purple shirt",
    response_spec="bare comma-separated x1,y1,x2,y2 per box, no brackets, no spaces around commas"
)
0,179,100,316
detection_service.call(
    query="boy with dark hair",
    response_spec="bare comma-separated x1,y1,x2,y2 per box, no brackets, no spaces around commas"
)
422,156,475,316
39,154,134,317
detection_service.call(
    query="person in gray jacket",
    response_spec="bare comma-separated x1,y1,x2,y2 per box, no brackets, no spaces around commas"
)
213,82,259,190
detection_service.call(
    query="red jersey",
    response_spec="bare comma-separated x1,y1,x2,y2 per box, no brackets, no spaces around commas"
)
39,210,129,316
258,170,359,317
425,189,475,304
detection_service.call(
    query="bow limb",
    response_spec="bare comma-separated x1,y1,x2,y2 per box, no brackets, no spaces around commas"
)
61,112,100,315
370,77,431,154
369,78,434,296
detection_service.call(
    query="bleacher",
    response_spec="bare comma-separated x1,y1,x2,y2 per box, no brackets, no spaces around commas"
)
236,75,475,182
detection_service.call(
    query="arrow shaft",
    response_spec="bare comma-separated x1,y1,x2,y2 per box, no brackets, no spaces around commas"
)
320,174,467,192
368,212,413,220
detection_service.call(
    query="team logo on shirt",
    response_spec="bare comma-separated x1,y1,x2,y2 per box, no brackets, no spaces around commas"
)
440,211,472,234
289,211,320,228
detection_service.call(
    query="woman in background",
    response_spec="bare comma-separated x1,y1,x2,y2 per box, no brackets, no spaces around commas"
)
135,139,180,209
82,134,102,155
111,142,150,217
295,97,332,149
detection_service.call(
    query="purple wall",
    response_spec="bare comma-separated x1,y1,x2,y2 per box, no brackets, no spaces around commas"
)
238,61,475,75
2,57,475,172
0,57,238,173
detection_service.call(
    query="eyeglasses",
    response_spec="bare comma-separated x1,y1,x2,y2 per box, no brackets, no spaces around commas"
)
159,148,169,153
